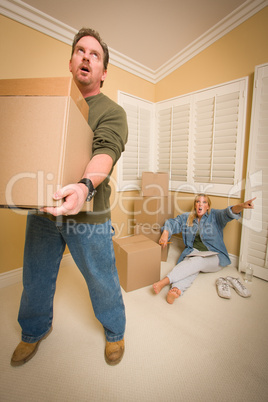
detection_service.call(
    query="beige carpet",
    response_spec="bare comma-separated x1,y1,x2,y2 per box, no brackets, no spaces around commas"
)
1,241,268,402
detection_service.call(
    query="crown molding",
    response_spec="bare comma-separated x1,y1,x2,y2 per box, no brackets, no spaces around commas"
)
0,0,78,43
1,0,267,83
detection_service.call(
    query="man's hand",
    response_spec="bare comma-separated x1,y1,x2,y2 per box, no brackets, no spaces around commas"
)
41,155,113,216
40,183,88,216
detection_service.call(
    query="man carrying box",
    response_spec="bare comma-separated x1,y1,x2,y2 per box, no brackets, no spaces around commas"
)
11,28,128,366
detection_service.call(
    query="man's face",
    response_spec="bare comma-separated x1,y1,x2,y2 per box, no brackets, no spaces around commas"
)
69,36,107,95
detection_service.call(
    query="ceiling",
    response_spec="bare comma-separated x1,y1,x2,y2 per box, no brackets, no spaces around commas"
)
17,0,250,71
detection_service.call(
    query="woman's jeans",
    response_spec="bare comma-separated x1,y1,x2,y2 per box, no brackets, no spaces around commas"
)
18,213,126,343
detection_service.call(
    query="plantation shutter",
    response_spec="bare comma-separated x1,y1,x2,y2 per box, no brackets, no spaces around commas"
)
239,63,268,281
157,107,172,173
118,79,247,196
156,96,191,186
156,79,247,195
171,103,191,181
192,80,247,195
122,101,139,181
117,92,153,190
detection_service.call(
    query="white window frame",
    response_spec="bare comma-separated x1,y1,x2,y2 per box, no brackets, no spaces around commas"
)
156,77,248,198
117,77,248,198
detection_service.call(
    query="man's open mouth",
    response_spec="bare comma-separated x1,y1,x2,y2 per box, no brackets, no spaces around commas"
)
80,65,90,72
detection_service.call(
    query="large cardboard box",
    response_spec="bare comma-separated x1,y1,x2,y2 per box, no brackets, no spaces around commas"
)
0,77,93,209
141,172,169,197
134,223,169,262
134,196,174,226
113,234,161,292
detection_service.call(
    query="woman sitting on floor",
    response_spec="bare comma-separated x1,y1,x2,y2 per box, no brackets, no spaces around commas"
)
153,194,255,304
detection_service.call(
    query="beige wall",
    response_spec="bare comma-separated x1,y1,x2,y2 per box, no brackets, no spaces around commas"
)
156,6,268,258
1,7,268,274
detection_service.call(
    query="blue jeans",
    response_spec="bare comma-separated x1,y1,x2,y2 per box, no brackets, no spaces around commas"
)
18,213,126,343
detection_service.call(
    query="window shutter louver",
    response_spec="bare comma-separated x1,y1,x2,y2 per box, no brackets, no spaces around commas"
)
193,97,214,183
138,109,151,177
193,86,243,188
212,92,239,184
157,108,172,173
156,98,191,183
171,104,190,181
122,102,139,181
117,93,154,190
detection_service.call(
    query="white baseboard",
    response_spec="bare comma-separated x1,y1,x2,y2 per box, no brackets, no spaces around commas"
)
0,253,73,289
229,254,238,269
0,250,238,289
0,266,23,289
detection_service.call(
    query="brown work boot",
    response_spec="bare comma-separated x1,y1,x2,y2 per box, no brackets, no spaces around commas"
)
105,338,124,366
11,327,52,367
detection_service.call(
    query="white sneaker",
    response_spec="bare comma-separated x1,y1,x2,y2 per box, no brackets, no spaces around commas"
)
226,276,251,298
216,277,231,299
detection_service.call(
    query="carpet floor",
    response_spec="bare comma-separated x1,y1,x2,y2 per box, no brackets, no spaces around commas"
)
1,241,268,402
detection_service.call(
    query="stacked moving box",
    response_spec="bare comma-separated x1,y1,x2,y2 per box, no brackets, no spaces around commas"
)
134,172,173,262
113,172,174,292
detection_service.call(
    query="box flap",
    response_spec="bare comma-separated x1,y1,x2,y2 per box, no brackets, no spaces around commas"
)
0,77,89,121
113,235,160,252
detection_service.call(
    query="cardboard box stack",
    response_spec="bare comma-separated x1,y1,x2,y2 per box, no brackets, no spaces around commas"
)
134,172,173,261
0,77,93,210
141,171,169,197
113,172,172,292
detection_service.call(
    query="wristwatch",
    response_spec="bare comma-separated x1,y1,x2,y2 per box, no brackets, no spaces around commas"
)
78,178,97,202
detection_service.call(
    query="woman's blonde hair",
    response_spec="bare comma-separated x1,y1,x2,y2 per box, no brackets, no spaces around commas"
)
187,194,211,226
